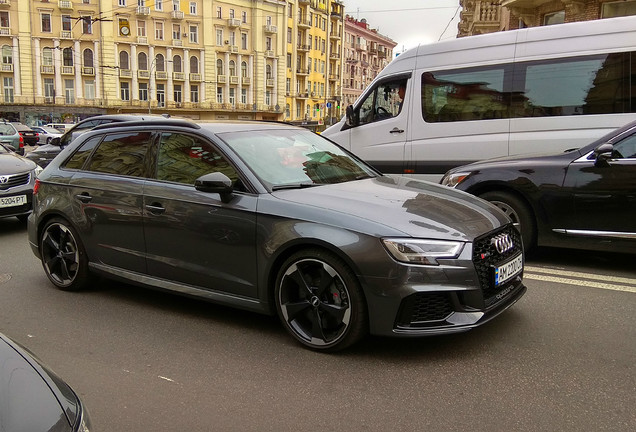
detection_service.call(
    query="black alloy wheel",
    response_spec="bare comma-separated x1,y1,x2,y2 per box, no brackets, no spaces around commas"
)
275,249,367,352
40,218,92,291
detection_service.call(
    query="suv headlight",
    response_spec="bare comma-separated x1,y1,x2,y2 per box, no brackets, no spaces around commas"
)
382,239,464,265
33,165,43,177
441,172,471,188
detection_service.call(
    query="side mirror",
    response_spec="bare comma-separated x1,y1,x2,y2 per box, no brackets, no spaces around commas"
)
195,172,234,203
49,137,61,146
593,143,614,166
345,105,358,127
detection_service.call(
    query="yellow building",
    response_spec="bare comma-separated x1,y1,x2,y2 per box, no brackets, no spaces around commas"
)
285,0,343,131
0,0,291,125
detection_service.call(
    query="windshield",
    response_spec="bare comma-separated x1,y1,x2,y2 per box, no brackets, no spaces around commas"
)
0,124,15,135
218,128,377,189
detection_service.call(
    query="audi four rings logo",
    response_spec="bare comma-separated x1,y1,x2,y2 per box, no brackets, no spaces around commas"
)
492,234,514,254
0,176,8,184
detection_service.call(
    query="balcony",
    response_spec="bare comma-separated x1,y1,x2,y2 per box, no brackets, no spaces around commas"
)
298,19,311,28
241,77,251,85
119,69,132,78
137,36,148,44
82,67,94,76
296,92,309,99
155,71,167,80
329,32,340,40
1,64,12,72
330,11,343,20
61,66,74,75
329,52,341,59
296,68,310,75
58,0,73,10
40,65,55,74
228,18,241,28
190,73,201,82
299,0,310,4
171,11,184,20
0,27,9,35
60,30,73,39
229,76,239,85
266,79,274,87
264,25,277,34
217,75,227,83
136,6,150,16
265,50,275,58
173,39,183,47
328,74,339,81
173,72,185,81
0,0,10,9
229,45,239,53
355,43,366,51
297,44,310,52
138,70,150,79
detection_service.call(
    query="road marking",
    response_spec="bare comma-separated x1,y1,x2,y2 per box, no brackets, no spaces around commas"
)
524,266,636,293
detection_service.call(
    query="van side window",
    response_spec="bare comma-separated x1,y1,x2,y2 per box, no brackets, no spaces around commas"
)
421,52,634,123
358,79,408,125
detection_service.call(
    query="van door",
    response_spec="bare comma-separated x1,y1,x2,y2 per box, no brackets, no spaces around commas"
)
344,75,411,174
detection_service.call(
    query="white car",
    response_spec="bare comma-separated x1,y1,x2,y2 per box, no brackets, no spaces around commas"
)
31,126,63,145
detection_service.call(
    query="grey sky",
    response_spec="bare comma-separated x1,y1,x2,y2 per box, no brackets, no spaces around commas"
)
341,0,462,52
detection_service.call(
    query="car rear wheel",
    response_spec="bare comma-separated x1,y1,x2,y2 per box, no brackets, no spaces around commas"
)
40,218,93,291
479,191,536,253
275,249,367,352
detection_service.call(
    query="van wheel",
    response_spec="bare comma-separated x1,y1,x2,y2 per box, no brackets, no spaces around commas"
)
40,218,93,291
479,191,536,253
275,249,367,352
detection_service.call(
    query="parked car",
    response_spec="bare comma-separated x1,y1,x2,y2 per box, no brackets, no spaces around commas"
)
27,114,164,168
28,119,526,352
45,122,75,133
31,125,63,145
440,119,636,255
0,331,92,432
11,122,39,147
0,143,41,222
0,122,24,155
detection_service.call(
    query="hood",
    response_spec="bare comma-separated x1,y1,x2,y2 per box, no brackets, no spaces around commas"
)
272,176,507,242
0,153,37,174
447,148,581,174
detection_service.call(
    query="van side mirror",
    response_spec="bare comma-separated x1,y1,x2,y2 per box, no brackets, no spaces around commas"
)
593,143,614,166
50,137,61,146
195,172,234,203
345,105,359,127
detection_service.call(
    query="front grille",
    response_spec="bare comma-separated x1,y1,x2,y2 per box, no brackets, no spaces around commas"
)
0,173,30,191
396,292,453,327
472,224,523,305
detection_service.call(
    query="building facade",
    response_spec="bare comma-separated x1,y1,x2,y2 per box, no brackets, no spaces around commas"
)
341,15,396,110
458,0,636,37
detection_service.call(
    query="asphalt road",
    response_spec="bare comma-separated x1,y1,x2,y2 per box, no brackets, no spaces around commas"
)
1,217,634,432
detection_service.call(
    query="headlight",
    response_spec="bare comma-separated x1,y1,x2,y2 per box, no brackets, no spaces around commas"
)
33,165,43,177
441,171,471,188
382,238,464,265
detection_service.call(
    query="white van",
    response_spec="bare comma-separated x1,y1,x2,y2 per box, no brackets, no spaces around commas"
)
322,16,636,182
45,123,75,133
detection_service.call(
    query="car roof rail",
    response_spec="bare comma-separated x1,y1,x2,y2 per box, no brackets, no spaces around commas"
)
91,119,201,131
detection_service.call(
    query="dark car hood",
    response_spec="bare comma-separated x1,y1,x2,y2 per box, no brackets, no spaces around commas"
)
28,143,61,154
448,148,582,173
272,176,508,241
0,153,37,174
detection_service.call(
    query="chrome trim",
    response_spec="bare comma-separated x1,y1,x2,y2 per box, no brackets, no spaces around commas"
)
553,229,636,239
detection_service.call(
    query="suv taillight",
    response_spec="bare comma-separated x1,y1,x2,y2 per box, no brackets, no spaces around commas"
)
33,179,40,195
19,135,24,147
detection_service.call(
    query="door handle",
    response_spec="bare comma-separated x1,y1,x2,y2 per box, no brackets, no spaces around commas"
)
75,193,92,203
145,203,166,215
389,127,404,134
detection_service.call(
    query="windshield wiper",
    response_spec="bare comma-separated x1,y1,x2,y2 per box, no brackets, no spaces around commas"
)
271,182,321,191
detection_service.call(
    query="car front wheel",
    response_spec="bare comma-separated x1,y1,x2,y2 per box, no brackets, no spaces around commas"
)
275,249,367,352
40,218,93,291
480,191,536,253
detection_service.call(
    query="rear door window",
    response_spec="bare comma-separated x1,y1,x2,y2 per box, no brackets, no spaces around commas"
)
85,132,153,177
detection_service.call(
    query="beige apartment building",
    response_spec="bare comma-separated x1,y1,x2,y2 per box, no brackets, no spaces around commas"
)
341,15,395,110
0,0,289,125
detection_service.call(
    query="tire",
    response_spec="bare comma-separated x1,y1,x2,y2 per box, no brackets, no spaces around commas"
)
46,137,52,145
275,249,368,352
479,191,536,253
39,218,93,291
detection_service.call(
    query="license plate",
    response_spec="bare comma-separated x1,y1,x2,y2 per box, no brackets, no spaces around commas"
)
0,195,27,208
494,253,523,286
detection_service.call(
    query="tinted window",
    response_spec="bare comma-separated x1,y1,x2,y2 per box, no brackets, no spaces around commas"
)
0,124,15,135
63,136,102,170
85,132,152,177
421,52,635,122
614,134,636,159
156,133,240,186
358,78,408,125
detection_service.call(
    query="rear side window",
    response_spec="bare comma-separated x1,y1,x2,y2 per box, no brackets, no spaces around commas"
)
85,132,152,177
63,136,102,170
422,52,635,122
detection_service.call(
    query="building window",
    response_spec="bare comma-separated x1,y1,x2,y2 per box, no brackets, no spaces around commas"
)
41,13,52,33
82,16,92,34
241,61,247,77
172,0,179,11
174,84,182,103
286,78,290,93
216,59,223,75
229,60,236,76
139,83,148,101
241,33,248,50
286,53,291,68
1,45,11,65
241,88,247,104
157,84,165,107
119,51,130,70
83,49,94,68
266,16,272,26
543,11,565,26
173,55,182,72
44,78,55,99
216,6,222,18
287,28,292,44
602,0,636,17
155,21,164,40
191,84,199,103
189,25,198,43
155,54,165,72
242,11,247,23
62,15,72,32
266,64,272,80
229,87,235,105
265,90,271,106
190,56,199,74
266,36,272,51
216,87,223,103
63,48,73,67
121,82,130,100
216,29,223,46
229,9,235,19
285,103,290,118
42,48,53,66
138,52,148,70
229,31,235,46
172,23,181,40
64,79,75,104
84,80,95,100
138,20,146,37
3,77,13,103
119,0,126,6
156,0,162,11
190,2,197,15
